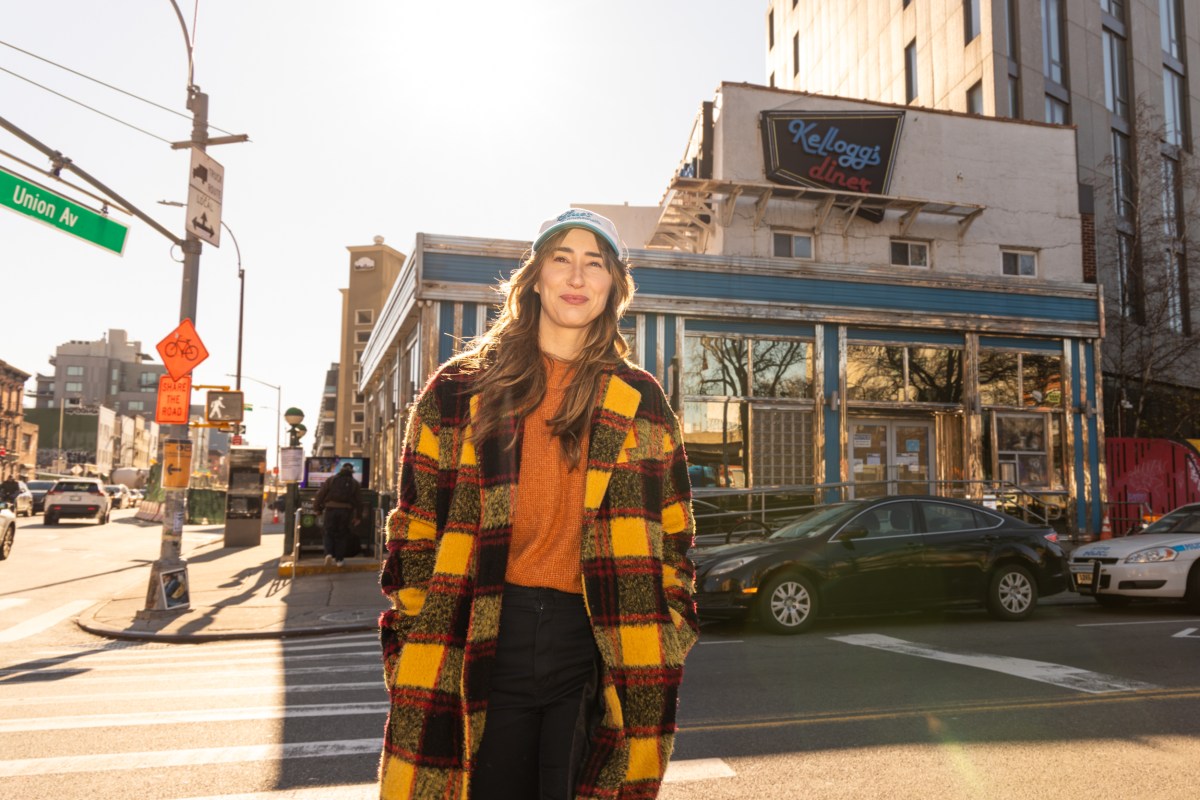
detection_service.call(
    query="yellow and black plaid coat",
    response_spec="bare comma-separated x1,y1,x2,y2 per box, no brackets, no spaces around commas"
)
378,359,698,799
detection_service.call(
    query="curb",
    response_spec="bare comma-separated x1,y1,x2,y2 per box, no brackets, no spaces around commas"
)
75,601,379,644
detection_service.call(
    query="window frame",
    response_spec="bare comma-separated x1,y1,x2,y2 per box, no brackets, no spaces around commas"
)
890,239,930,268
773,230,815,261
1001,248,1038,277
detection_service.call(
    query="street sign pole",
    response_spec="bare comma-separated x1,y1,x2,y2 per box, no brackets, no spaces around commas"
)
141,86,210,618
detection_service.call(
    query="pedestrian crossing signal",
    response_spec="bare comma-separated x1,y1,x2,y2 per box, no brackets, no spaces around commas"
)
205,391,245,423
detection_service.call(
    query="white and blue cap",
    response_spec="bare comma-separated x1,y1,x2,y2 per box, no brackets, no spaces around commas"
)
533,208,625,260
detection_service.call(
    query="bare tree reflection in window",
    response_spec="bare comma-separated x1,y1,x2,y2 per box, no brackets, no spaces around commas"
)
978,351,1019,406
847,345,905,401
752,340,813,398
908,348,964,402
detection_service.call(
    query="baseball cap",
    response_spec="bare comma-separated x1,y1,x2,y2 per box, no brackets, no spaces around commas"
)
533,208,625,259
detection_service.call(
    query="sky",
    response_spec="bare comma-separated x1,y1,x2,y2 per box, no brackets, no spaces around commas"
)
0,1,764,469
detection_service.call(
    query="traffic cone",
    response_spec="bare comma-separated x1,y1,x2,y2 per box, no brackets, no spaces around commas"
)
1099,509,1113,540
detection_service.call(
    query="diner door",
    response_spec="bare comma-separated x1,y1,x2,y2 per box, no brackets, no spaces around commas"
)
849,419,934,498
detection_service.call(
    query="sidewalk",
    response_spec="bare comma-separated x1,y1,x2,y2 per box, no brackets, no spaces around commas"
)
78,516,388,644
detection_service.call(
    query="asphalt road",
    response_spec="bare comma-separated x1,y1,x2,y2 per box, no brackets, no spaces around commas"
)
2,524,1198,799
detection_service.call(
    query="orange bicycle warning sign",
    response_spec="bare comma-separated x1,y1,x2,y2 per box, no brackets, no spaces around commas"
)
156,318,209,380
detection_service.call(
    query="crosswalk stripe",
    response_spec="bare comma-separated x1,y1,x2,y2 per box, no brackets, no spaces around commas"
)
30,636,378,663
830,633,1159,694
4,681,382,707
0,648,378,675
0,663,379,686
0,738,385,778
0,599,94,643
0,701,389,733
0,598,30,613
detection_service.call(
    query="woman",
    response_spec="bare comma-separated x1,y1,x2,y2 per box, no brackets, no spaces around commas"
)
378,209,698,800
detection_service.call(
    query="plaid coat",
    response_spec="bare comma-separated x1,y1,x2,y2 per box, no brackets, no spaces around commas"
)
378,360,698,799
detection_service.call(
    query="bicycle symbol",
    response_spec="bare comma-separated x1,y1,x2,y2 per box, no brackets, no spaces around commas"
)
164,337,200,361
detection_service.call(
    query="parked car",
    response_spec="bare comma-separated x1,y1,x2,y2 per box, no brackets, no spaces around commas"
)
0,480,33,517
44,479,111,525
26,480,56,514
104,484,133,509
692,495,1068,634
0,502,14,559
1070,502,1200,611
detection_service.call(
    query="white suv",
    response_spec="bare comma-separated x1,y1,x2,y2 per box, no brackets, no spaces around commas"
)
45,478,111,525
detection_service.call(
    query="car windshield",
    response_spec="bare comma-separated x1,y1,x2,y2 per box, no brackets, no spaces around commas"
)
56,482,100,493
1141,508,1200,536
769,502,865,540
28,481,54,490
105,485,122,493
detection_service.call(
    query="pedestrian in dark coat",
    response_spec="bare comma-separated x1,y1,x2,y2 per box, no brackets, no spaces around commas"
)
378,209,698,799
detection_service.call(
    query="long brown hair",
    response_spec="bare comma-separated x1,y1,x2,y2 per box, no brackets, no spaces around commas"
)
453,227,636,467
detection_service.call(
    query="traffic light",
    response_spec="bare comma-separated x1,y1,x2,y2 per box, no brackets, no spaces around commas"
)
205,391,245,423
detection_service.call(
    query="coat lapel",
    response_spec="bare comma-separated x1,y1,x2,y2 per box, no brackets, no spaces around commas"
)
583,371,642,523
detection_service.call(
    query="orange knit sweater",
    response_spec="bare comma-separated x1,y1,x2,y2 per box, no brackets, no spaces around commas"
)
507,358,589,594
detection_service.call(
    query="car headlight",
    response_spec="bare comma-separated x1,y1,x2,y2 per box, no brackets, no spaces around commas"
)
1125,547,1178,563
707,556,756,576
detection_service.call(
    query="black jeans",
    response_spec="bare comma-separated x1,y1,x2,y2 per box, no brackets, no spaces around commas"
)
322,507,352,559
472,583,601,800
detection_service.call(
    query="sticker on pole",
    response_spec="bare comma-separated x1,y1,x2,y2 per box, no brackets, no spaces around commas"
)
156,319,209,380
155,375,192,424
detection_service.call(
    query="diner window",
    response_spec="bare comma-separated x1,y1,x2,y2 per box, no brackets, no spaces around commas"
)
1002,249,1037,277
891,239,929,267
847,344,963,404
773,232,814,260
992,412,1064,489
683,332,815,489
978,350,1063,407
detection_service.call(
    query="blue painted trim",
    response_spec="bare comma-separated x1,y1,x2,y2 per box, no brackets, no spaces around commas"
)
979,336,1063,352
847,328,964,345
1086,344,1101,533
1072,342,1086,533
823,326,841,503
685,319,816,337
438,302,455,364
422,253,1099,325
461,302,478,341
642,314,658,374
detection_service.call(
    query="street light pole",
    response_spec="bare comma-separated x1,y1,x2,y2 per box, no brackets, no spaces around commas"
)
229,374,281,485
218,221,244,391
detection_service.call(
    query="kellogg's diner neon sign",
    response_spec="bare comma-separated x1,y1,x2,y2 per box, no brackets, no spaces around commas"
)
761,110,904,195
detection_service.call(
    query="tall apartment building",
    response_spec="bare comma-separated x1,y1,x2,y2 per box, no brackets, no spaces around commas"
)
767,0,1198,435
334,238,404,458
34,328,166,416
311,363,339,457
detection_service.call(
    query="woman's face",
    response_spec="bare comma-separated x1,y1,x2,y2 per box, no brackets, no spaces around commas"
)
533,227,614,358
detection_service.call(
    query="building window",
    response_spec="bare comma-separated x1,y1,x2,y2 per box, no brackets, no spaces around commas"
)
967,81,984,114
1161,0,1182,60
140,372,157,386
352,430,364,445
356,330,372,343
768,9,775,49
355,349,363,364
965,0,981,43
1007,76,1021,118
773,232,814,260
769,71,776,88
1163,68,1188,148
66,366,84,376
355,309,374,325
1042,0,1067,85
65,381,83,392
905,40,918,103
1045,95,1069,124
978,350,1064,407
1102,29,1129,120
847,344,965,404
1112,130,1134,223
353,410,365,424
793,33,800,77
1002,249,1038,277
127,401,145,412
1005,0,1019,58
891,240,929,268
355,391,365,405
1101,0,1125,18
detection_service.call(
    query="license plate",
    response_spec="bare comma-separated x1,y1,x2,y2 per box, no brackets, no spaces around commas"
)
1074,571,1093,587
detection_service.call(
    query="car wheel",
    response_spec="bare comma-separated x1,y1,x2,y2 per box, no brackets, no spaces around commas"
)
99,510,110,525
0,525,12,560
1186,566,1200,614
1095,594,1133,609
45,513,57,526
758,572,819,634
987,564,1038,621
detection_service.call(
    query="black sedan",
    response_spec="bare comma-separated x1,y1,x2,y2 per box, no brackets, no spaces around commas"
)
26,480,55,514
691,495,1069,634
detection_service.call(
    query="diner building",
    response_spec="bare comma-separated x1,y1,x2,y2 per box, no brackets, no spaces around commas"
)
360,83,1106,534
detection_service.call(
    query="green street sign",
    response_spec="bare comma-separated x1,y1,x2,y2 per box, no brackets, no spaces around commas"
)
0,167,128,255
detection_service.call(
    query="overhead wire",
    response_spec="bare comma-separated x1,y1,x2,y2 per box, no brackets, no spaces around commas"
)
0,38,236,136
0,65,175,145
